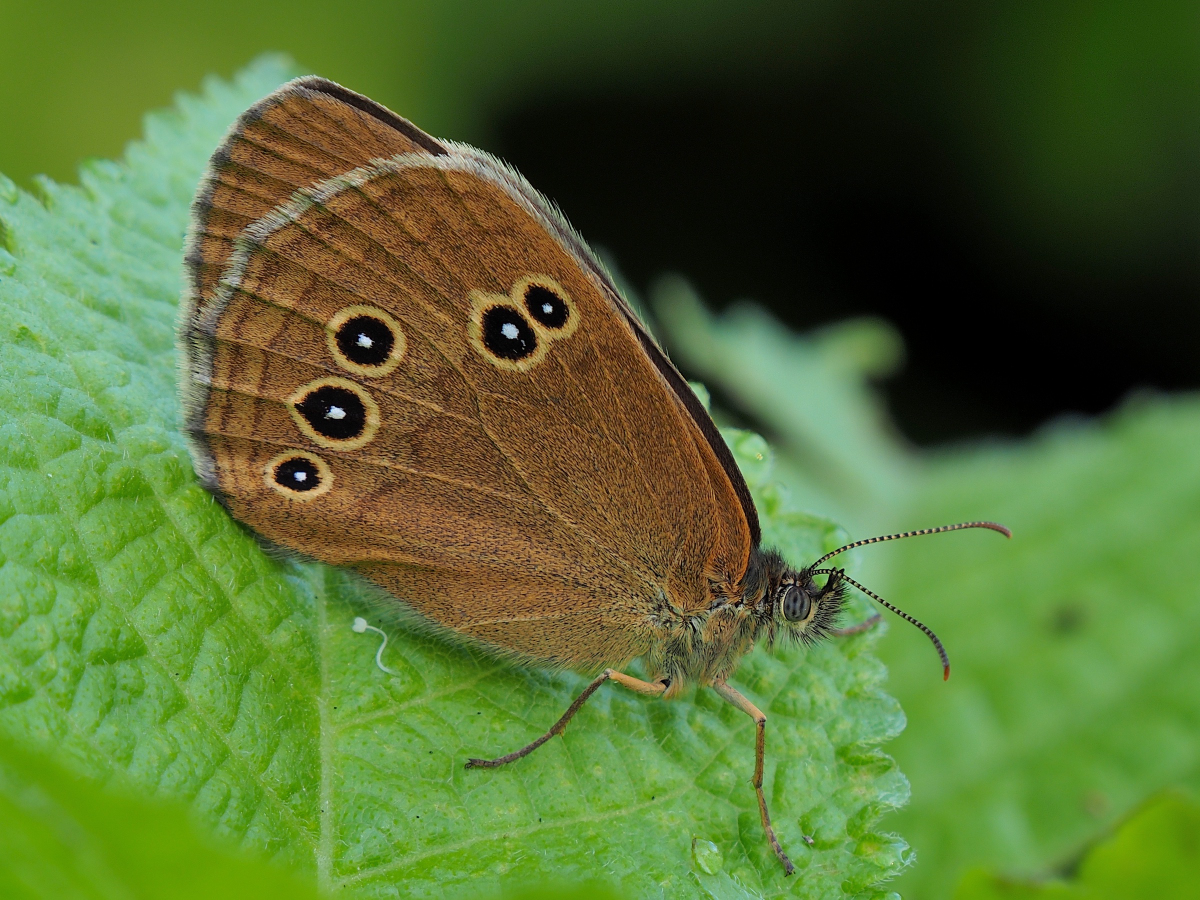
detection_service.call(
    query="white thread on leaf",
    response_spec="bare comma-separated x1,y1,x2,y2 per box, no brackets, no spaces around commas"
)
351,617,400,676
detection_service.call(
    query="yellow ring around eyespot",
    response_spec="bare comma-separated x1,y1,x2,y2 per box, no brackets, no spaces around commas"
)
286,376,381,451
263,450,334,501
511,274,579,341
466,290,550,373
326,304,407,377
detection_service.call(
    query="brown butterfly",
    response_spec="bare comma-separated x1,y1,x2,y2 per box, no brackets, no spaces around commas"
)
178,76,1009,874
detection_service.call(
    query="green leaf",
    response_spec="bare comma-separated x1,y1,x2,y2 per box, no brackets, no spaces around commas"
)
881,395,1200,899
952,791,1200,899
657,290,1200,897
0,735,326,900
0,58,911,897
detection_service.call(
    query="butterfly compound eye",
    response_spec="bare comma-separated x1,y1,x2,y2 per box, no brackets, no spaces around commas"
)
781,585,812,623
481,305,538,361
523,283,570,330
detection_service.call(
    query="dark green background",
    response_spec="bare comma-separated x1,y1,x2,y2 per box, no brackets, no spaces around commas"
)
3,1,1198,443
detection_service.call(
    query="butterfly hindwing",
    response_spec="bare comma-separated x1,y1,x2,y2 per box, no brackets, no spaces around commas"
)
180,83,756,669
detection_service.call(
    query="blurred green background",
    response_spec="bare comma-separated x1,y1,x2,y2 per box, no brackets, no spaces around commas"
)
1,2,1198,898
4,0,1200,445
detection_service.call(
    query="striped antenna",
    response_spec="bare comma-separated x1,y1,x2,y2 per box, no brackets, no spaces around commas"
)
816,568,951,679
811,521,1011,570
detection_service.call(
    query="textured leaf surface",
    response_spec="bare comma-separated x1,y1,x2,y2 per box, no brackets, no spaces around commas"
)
658,293,1200,898
952,791,1200,899
0,58,911,897
0,736,326,900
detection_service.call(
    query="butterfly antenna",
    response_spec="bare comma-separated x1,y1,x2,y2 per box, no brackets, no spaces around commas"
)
814,568,952,680
810,521,1011,570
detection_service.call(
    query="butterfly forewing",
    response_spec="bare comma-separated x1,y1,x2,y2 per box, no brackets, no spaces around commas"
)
185,77,446,318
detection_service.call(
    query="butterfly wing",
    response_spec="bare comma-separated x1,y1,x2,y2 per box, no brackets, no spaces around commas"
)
184,77,446,316
486,158,762,548
181,89,756,671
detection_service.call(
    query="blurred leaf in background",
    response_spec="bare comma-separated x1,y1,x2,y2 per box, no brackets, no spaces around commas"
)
0,736,327,900
4,1,1199,450
652,276,911,530
952,791,1200,899
0,58,912,898
0,1,850,186
883,395,1200,898
659,282,1200,898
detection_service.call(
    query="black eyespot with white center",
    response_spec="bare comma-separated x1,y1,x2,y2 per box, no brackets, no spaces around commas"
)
782,585,812,623
327,306,405,378
523,283,570,330
274,456,321,492
481,305,538,361
335,314,394,368
295,384,367,441
263,450,333,500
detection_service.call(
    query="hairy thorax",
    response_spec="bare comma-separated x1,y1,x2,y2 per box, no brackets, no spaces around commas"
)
639,546,825,698
643,569,773,698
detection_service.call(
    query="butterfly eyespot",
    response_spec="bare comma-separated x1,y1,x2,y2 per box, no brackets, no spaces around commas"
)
263,451,333,500
523,284,569,330
327,305,405,377
514,275,578,338
287,377,380,450
481,305,538,361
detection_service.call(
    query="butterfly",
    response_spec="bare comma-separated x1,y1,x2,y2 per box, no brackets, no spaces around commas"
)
178,76,1008,874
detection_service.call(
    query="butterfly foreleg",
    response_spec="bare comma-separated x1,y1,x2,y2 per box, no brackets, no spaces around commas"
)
711,680,797,876
829,613,882,637
465,669,667,769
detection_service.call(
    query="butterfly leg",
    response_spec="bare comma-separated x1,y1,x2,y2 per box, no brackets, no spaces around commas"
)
465,669,668,769
830,613,882,637
711,680,797,876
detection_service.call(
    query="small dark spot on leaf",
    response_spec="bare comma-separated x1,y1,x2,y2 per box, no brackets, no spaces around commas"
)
1082,790,1108,818
1051,601,1087,635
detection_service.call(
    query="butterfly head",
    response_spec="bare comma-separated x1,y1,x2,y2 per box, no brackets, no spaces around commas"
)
766,562,845,646
754,522,1011,679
